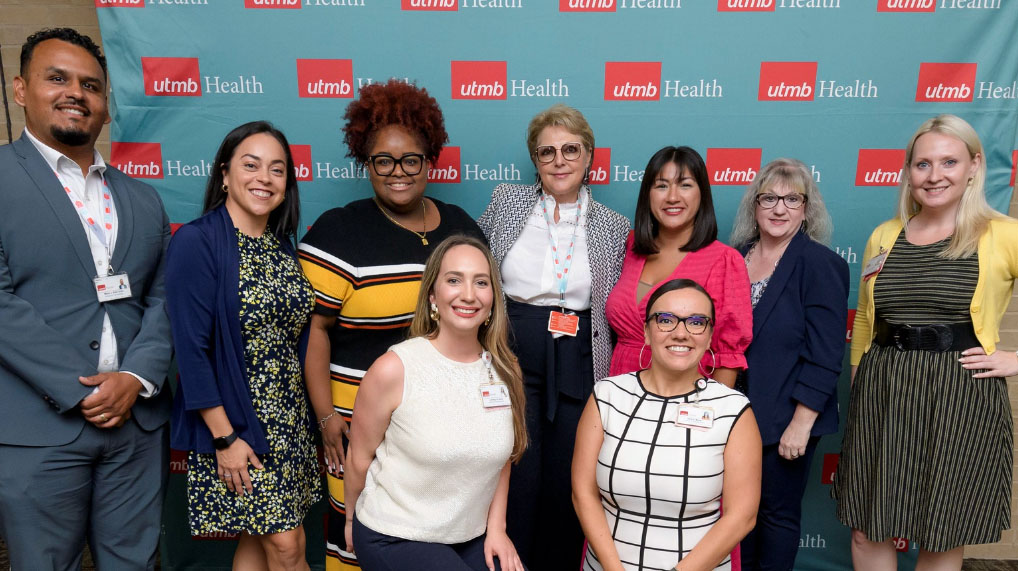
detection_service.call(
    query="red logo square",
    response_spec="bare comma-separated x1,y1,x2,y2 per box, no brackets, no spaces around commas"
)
758,62,817,101
95,0,144,6
142,58,201,97
916,63,977,102
402,0,458,9
245,0,300,7
718,0,775,11
451,61,507,100
820,453,839,484
297,59,354,98
429,146,461,183
289,145,313,181
560,0,617,11
846,308,856,343
1010,150,1017,188
706,148,761,186
877,0,935,11
110,142,163,179
604,62,661,101
169,448,188,474
855,149,905,187
588,148,611,185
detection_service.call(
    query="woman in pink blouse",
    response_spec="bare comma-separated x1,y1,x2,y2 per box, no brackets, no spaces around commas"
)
606,146,752,388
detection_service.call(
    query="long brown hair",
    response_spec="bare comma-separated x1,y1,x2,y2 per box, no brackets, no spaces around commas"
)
409,235,528,463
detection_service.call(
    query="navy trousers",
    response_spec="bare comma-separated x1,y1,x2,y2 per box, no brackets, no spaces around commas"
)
353,517,504,571
740,436,820,571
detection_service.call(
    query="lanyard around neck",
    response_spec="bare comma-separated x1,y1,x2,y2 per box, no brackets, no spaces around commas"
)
54,168,115,271
539,189,586,306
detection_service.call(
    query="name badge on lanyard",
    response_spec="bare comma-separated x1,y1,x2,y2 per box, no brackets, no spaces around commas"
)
675,378,714,431
479,351,511,410
540,191,584,338
862,247,889,281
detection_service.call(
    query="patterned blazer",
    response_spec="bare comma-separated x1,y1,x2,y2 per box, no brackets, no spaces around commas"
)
478,182,630,385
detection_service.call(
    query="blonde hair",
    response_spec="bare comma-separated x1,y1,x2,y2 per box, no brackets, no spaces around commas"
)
730,158,833,248
410,235,528,462
898,114,1002,259
525,104,595,169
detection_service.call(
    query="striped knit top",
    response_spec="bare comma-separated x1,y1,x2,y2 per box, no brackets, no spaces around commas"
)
298,197,484,420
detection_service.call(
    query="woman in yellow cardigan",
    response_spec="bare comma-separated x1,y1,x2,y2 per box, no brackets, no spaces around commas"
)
834,114,1018,571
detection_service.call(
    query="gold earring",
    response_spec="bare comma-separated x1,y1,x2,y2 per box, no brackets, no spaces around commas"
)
222,184,228,193
430,302,440,321
484,312,491,326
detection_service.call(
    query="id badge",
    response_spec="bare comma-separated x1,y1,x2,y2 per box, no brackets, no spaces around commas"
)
862,249,888,281
480,383,512,410
94,272,132,302
675,403,715,431
548,310,579,337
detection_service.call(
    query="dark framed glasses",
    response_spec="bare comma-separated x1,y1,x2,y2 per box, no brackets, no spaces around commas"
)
755,192,807,210
369,153,426,176
533,142,584,164
646,312,713,335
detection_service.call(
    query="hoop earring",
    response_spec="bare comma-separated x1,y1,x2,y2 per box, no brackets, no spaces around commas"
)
638,344,650,369
698,348,717,378
222,184,228,193
430,302,440,322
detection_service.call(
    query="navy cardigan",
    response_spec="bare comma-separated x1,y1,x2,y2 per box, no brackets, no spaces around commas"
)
167,205,310,454
739,230,849,445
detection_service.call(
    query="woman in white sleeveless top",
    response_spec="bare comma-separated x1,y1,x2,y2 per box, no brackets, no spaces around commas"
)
573,279,762,570
344,235,528,571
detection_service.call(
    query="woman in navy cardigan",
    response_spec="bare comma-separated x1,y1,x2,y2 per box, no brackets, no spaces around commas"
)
166,121,320,570
729,158,849,570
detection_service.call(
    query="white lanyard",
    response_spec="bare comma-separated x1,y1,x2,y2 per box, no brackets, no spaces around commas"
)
539,189,586,307
55,168,115,274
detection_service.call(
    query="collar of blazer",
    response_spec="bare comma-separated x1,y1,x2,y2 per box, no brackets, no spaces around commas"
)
14,135,136,279
743,229,808,338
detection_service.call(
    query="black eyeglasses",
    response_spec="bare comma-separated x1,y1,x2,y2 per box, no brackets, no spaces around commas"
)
645,312,713,335
755,193,807,210
368,153,426,176
533,142,584,164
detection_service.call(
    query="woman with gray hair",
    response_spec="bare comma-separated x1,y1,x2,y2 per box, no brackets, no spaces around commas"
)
730,158,849,570
478,104,629,570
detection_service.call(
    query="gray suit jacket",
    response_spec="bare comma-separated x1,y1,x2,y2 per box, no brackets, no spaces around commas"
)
0,135,173,446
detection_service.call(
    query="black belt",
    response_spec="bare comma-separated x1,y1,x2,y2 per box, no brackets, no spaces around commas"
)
873,319,978,352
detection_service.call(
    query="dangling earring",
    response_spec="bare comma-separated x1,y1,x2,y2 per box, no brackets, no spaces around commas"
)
698,348,717,378
222,184,228,193
430,302,440,321
638,344,651,369
582,167,591,186
484,312,491,326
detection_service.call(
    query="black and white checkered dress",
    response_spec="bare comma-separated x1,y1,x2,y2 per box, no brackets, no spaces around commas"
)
586,372,751,570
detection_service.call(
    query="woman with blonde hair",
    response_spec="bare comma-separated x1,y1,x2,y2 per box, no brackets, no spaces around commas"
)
343,235,527,571
730,158,849,570
834,114,1018,570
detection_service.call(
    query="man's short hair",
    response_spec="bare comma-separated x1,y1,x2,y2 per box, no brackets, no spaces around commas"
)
20,28,107,79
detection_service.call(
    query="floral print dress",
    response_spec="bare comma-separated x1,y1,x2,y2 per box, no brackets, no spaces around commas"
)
187,229,320,535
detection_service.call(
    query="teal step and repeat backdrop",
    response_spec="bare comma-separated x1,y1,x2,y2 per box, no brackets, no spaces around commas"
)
92,1,1018,569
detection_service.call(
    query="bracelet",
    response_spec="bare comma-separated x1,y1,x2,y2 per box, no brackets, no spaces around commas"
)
318,411,339,432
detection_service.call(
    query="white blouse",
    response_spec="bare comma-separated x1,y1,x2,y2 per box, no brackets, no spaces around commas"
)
501,190,592,310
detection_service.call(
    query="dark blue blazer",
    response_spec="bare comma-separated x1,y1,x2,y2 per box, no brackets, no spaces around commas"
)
167,205,310,454
740,230,849,445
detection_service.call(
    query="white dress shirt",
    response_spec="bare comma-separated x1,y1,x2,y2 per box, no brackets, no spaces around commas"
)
501,189,592,310
24,129,156,397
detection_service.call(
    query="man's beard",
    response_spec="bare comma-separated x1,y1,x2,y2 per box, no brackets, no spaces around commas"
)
51,125,91,147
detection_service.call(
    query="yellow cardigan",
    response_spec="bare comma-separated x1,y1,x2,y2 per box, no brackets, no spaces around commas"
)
851,216,1018,365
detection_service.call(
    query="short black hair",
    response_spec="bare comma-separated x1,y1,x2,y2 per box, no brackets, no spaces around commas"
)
203,121,302,247
644,278,716,322
21,28,107,79
632,146,718,256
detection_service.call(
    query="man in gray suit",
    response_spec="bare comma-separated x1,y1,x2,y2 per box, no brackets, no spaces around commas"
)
0,28,172,570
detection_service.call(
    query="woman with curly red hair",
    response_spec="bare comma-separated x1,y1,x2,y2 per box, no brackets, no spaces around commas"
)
298,79,485,570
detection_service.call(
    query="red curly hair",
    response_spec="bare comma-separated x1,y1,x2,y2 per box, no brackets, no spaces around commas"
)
342,79,448,164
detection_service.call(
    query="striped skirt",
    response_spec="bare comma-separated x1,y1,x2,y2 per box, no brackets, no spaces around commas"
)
834,344,1012,551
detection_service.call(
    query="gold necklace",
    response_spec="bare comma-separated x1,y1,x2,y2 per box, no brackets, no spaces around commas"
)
374,197,428,245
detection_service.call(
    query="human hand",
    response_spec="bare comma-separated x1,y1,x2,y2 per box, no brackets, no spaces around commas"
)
959,347,1018,379
484,529,524,571
79,372,142,428
216,438,263,496
321,414,349,476
345,518,355,555
778,416,813,461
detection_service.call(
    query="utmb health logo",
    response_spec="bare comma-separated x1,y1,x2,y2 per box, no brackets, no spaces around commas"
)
110,142,163,179
142,57,201,96
604,62,661,100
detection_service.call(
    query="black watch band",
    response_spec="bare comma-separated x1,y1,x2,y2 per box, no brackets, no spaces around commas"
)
212,431,238,450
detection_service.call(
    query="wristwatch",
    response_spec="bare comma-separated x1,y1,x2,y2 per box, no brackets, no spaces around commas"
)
212,431,238,450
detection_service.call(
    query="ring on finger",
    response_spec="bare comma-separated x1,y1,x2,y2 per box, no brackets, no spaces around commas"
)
99,413,108,422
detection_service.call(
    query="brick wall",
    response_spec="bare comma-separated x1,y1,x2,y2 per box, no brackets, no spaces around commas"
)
2,0,1018,561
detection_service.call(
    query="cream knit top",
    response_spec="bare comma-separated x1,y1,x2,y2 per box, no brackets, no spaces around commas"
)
355,336,514,543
